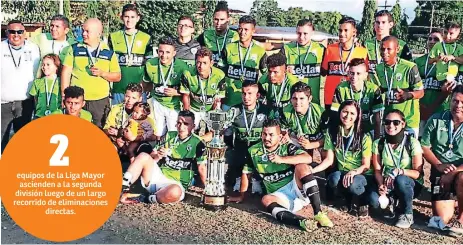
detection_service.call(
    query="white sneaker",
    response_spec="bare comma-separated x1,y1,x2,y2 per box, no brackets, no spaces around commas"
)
233,177,241,192
251,178,263,194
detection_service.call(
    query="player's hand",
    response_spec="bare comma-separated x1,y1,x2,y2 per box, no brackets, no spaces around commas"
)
164,88,179,97
442,80,457,93
287,65,295,74
108,127,118,136
268,153,282,164
441,55,455,63
435,163,456,174
378,184,388,196
90,66,102,77
281,131,290,144
158,148,168,158
342,170,357,188
298,136,311,150
395,88,412,102
228,195,244,203
384,176,394,190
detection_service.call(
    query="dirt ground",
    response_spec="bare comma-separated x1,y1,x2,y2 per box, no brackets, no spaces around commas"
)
2,156,462,244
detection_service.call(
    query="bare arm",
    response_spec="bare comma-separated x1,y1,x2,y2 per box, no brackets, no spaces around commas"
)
372,153,384,186
312,149,334,174
274,151,312,165
99,70,121,83
403,154,422,180
182,93,190,111
198,164,207,186
374,112,381,140
61,65,72,96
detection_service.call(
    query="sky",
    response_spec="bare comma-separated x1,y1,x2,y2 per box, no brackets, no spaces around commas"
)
226,0,419,24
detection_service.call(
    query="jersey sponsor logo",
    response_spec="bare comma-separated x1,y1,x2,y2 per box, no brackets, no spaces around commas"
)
191,93,214,104
260,168,294,183
165,158,193,170
227,65,258,81
423,77,441,90
291,64,321,77
328,62,346,76
117,53,144,66
257,114,266,121
269,100,290,108
438,127,448,132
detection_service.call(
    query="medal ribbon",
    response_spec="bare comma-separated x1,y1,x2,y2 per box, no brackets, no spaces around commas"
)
8,41,22,68
375,39,382,64
216,28,229,55
243,104,257,135
197,71,211,107
424,54,436,79
271,75,288,107
124,30,138,63
349,83,365,104
295,105,312,136
238,42,253,79
45,76,58,109
442,41,457,56
297,41,313,70
385,136,407,170
86,44,101,66
341,126,355,158
159,61,174,87
448,118,463,150
384,60,398,103
338,43,354,75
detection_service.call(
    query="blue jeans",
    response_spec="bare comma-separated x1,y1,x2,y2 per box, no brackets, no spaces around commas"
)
368,175,420,214
327,171,370,205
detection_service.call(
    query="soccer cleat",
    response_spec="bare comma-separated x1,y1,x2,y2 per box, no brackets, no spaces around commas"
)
299,219,318,232
314,211,334,227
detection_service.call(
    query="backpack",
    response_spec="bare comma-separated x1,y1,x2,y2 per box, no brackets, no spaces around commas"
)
377,133,413,157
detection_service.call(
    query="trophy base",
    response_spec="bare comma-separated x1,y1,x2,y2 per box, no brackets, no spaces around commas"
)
201,194,227,211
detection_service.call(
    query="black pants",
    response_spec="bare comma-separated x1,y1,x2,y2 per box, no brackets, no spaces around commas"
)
85,97,110,128
1,98,34,153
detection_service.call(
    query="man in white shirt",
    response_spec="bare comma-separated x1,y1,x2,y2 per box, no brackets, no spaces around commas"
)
1,20,41,153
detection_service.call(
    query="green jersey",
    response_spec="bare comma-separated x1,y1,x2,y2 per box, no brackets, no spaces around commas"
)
429,41,463,82
197,28,240,69
180,66,226,112
51,108,93,122
108,30,152,94
259,72,299,110
279,41,325,104
279,102,325,142
244,142,306,194
30,33,76,61
421,110,463,166
374,59,423,128
157,131,207,189
372,135,424,185
223,40,268,107
29,76,61,117
364,38,411,74
143,58,188,110
331,80,384,132
323,128,373,174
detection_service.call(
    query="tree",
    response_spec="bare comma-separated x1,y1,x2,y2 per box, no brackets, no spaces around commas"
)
250,0,281,26
390,0,408,40
358,0,377,42
136,0,201,46
85,0,127,36
202,0,219,31
2,0,58,24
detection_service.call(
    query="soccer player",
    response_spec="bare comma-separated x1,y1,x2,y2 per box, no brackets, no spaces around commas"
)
259,52,299,115
52,86,92,122
321,16,368,110
331,58,384,139
143,36,189,138
375,36,424,138
415,30,444,137
174,16,201,68
279,19,325,105
222,15,267,110
229,119,334,231
363,10,412,75
108,3,153,105
180,47,226,132
197,2,239,70
121,110,207,204
421,85,463,237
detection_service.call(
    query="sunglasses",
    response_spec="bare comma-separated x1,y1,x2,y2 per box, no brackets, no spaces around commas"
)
383,119,402,126
8,29,25,35
428,36,440,42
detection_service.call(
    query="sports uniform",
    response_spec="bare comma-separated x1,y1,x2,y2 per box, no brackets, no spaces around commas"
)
141,131,207,200
174,38,201,68
279,102,325,143
143,57,188,136
259,72,299,115
364,38,412,75
180,66,226,129
197,28,240,70
331,80,384,134
280,41,325,105
374,58,423,137
29,75,61,118
222,40,268,108
51,108,93,122
108,30,152,104
244,142,310,212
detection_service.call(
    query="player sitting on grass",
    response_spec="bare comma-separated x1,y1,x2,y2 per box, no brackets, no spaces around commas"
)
229,119,334,231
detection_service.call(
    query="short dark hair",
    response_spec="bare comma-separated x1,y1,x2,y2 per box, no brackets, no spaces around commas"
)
7,19,23,27
297,19,314,30
381,35,399,46
242,80,259,89
263,118,281,131
178,15,194,26
122,3,140,16
384,109,406,124
267,53,286,68
159,36,176,47
339,16,357,29
64,86,85,100
239,15,256,27
290,81,312,98
374,10,393,23
133,102,151,120
178,110,195,122
126,83,143,94
452,84,463,98
195,47,213,61
445,21,461,31
349,58,367,68
214,1,229,16
50,15,70,29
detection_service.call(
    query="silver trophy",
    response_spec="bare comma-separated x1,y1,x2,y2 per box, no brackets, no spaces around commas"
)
201,109,234,210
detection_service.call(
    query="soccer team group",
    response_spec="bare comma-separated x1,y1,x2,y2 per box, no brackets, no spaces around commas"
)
2,2,463,236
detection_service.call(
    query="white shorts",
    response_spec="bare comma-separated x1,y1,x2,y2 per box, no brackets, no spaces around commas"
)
150,99,178,137
191,109,207,130
140,161,185,201
269,176,311,213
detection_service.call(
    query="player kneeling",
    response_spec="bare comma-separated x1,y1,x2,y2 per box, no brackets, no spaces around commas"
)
120,110,207,204
229,119,334,231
